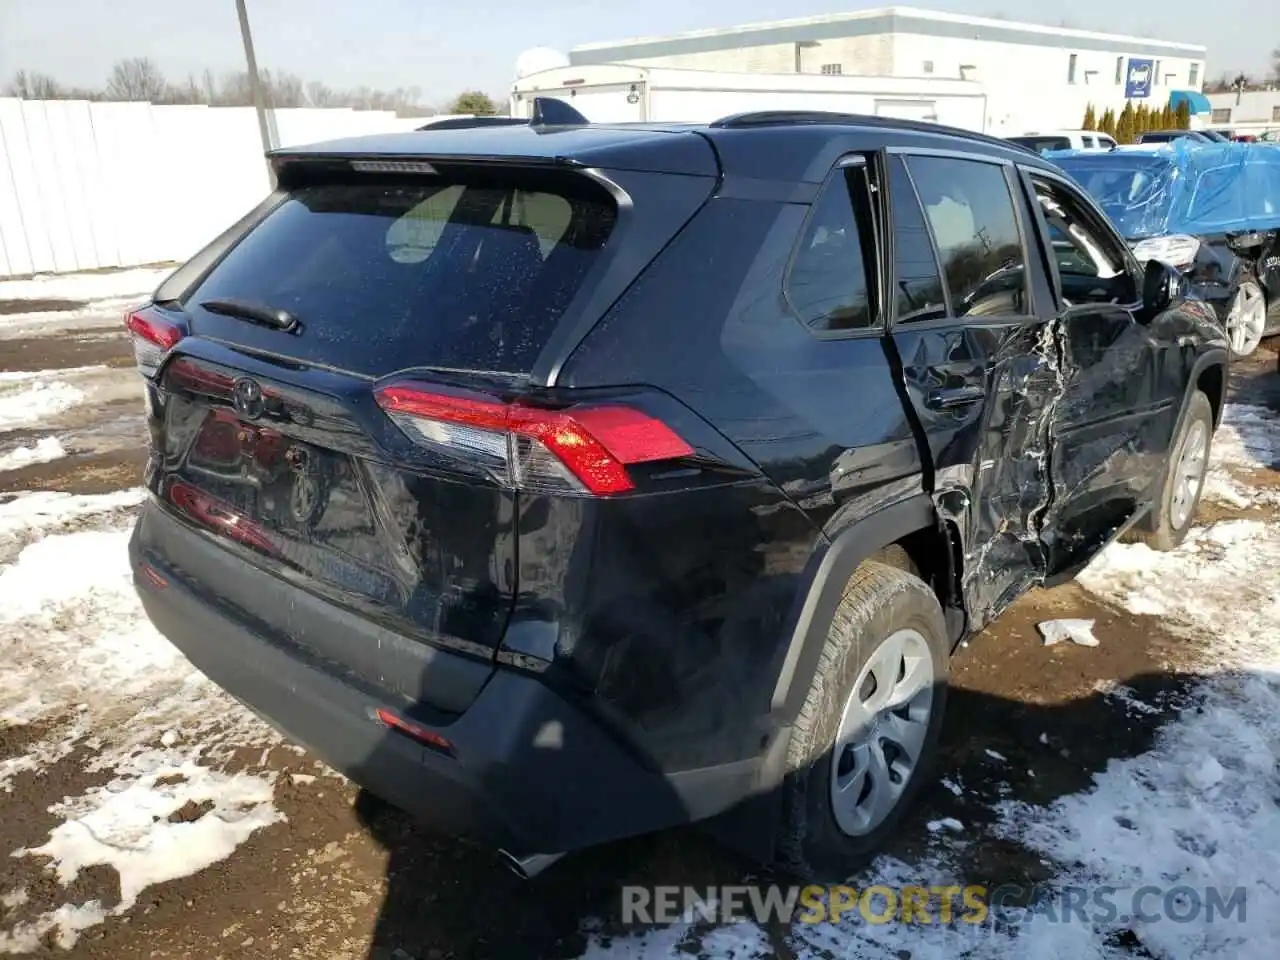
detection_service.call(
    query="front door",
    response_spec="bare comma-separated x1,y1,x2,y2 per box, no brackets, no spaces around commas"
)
1019,169,1175,578
883,151,1059,630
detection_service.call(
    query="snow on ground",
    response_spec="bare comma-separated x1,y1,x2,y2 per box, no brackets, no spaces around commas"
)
0,437,66,471
0,266,173,341
1202,404,1280,507
0,378,84,432
575,406,1280,959
0,300,141,341
0,266,173,305
0,366,144,434
0,492,280,951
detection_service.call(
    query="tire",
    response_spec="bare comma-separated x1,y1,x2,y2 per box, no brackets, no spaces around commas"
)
1226,280,1267,358
776,560,948,880
1129,390,1213,552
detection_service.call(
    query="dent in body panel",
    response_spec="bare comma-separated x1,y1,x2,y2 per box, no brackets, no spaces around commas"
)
557,196,925,768
895,319,1060,631
509,480,819,771
152,351,517,660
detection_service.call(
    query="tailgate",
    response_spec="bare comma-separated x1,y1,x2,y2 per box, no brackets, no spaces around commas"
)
153,346,516,662
130,155,716,705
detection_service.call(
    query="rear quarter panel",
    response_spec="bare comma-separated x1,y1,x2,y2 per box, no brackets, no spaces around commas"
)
557,195,925,771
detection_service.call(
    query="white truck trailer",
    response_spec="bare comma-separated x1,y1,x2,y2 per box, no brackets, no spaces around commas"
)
509,63,989,131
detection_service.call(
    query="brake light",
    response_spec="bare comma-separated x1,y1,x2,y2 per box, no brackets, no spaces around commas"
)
375,383,693,496
125,308,185,378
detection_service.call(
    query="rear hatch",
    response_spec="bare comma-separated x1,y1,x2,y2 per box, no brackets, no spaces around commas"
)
131,153,713,708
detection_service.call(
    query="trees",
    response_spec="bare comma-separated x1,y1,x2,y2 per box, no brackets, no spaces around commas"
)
1098,108,1117,138
448,90,498,115
105,58,167,102
4,70,63,99
1082,103,1097,130
1175,100,1191,130
1116,101,1136,143
4,62,438,114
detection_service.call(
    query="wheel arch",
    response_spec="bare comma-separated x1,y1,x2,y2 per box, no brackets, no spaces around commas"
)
768,494,961,723
1190,349,1228,430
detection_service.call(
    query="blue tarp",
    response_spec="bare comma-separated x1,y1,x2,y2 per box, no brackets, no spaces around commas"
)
1044,141,1280,239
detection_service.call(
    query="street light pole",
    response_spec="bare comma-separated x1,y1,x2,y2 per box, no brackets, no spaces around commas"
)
235,0,275,180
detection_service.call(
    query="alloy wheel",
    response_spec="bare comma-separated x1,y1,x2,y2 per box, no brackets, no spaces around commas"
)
1227,282,1267,357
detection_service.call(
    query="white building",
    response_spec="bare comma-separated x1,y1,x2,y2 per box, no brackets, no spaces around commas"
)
1205,89,1280,134
567,7,1208,135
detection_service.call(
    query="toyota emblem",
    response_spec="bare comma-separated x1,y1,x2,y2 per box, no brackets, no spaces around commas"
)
232,377,265,420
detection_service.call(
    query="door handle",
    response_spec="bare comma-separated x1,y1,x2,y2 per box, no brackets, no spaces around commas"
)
926,385,986,410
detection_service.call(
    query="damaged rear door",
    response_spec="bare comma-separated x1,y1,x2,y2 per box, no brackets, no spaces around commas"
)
883,151,1059,630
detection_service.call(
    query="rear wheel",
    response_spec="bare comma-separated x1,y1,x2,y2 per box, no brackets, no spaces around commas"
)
776,561,948,879
1226,281,1267,357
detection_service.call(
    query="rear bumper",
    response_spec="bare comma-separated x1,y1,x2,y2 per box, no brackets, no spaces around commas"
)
129,506,706,857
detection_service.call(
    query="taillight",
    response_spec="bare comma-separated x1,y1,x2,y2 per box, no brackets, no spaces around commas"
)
125,307,185,378
374,383,694,496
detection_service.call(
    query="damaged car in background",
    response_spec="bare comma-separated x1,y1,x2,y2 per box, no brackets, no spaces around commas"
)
1046,140,1280,357
126,106,1228,880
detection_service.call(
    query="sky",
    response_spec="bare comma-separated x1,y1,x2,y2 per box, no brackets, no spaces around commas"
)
0,0,1275,106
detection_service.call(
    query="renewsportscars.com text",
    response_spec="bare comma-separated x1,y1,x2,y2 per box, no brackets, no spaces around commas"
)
622,884,1247,927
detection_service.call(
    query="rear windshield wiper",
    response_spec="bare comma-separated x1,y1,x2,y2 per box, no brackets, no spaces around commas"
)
199,298,300,333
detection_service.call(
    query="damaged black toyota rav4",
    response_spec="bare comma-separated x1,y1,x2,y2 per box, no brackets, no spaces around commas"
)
128,104,1227,880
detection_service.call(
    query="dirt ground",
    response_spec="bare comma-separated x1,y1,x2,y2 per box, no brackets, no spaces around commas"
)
1,318,1277,960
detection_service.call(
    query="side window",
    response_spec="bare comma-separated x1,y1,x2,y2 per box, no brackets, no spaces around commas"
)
1082,136,1097,149
786,165,878,332
906,156,1030,318
1028,174,1137,306
886,157,947,323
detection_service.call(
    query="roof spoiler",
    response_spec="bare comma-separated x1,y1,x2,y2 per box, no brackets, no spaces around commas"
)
417,97,589,132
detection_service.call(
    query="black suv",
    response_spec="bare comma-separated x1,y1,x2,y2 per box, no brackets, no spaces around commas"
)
128,107,1227,880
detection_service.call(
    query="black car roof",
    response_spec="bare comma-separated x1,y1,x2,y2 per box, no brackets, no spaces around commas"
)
272,114,1053,184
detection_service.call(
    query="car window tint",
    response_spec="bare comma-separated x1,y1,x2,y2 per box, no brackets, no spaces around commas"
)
907,156,1029,318
188,174,617,376
787,169,876,332
1029,175,1136,306
887,157,947,323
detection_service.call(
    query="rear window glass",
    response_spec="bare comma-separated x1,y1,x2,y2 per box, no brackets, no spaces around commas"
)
187,174,617,376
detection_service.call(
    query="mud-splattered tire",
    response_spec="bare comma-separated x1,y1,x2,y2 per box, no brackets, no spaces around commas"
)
1129,390,1213,552
776,561,949,880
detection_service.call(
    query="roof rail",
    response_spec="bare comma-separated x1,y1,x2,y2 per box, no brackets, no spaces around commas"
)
416,97,589,132
709,110,1025,153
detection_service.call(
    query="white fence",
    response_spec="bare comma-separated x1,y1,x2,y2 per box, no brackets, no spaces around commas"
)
0,99,428,280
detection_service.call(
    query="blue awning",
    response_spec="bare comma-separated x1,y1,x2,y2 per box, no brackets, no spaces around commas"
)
1169,90,1212,115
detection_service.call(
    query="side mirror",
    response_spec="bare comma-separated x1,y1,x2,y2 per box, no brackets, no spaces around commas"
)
1141,258,1178,315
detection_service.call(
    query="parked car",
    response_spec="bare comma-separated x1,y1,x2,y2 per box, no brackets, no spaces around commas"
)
127,104,1227,880
1046,141,1280,356
1007,129,1117,153
1136,129,1219,144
